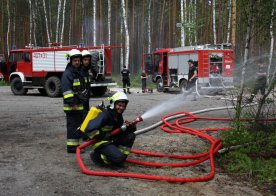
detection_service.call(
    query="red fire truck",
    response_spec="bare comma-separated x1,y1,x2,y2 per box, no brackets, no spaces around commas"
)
1,44,118,97
142,44,234,93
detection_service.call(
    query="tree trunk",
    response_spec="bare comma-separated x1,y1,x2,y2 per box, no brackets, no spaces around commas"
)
7,0,10,54
60,0,66,45
235,0,254,121
231,0,236,47
267,7,274,84
93,0,96,46
212,0,217,44
29,0,32,44
147,0,152,53
42,0,51,44
55,0,62,42
194,0,197,44
108,0,111,46
120,19,124,68
180,0,185,47
226,0,232,43
121,0,129,68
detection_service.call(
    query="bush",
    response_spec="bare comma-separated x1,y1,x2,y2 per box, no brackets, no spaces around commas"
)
220,116,276,184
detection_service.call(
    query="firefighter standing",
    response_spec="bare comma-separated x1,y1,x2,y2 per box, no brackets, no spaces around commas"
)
84,91,136,167
62,49,88,153
121,65,131,94
247,62,267,103
187,59,198,90
81,50,92,117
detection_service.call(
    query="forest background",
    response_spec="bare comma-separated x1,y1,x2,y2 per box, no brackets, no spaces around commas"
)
0,0,276,75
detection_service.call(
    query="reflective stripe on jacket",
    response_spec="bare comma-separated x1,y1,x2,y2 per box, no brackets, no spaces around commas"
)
61,64,86,112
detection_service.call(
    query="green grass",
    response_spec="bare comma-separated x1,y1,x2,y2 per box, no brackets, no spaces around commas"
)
220,121,276,184
0,80,9,86
112,74,156,89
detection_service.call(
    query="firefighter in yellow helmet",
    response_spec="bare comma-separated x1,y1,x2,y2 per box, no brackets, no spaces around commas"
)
61,49,88,153
84,91,136,167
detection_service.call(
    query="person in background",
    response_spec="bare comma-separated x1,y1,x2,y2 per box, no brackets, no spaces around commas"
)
141,70,147,93
186,59,198,90
81,50,92,118
121,65,131,94
246,61,267,103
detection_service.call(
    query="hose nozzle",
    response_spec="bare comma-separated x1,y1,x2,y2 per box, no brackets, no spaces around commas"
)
132,116,143,125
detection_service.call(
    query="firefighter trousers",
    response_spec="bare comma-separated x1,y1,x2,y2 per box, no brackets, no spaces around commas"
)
66,112,83,153
92,132,136,166
253,76,266,96
122,78,131,93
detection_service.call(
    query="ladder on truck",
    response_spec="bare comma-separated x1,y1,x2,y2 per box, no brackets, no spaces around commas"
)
96,44,105,80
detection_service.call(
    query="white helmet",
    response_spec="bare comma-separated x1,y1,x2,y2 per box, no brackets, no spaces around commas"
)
68,49,81,61
108,91,129,109
81,50,91,58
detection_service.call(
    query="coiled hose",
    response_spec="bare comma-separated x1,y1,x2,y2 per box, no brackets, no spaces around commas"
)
76,110,276,182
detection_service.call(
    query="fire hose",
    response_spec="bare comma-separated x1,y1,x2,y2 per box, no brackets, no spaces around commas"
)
76,105,276,183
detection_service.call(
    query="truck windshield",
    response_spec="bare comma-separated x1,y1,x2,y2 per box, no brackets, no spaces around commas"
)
154,53,161,72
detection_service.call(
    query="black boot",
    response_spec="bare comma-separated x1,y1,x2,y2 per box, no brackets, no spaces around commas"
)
127,88,131,94
123,89,126,94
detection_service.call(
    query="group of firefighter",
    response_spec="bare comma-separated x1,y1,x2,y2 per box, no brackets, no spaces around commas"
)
62,49,135,167
61,49,267,168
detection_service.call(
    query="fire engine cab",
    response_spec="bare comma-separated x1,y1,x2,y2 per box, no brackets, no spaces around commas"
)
1,44,118,97
142,44,234,94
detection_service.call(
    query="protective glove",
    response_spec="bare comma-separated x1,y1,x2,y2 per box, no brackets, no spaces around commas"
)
125,121,137,132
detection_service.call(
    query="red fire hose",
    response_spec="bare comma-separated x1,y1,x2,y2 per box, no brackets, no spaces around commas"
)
76,112,276,182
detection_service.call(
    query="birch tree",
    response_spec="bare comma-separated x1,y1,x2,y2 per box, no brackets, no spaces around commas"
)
267,6,274,84
42,0,51,44
147,0,152,53
55,0,62,42
180,0,185,46
120,20,124,68
236,0,254,120
60,0,66,45
6,0,10,54
194,0,197,44
121,0,129,68
108,0,111,46
226,0,232,43
93,0,96,46
212,0,217,44
33,1,38,46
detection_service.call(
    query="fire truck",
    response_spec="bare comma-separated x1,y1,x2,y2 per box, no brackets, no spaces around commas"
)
142,44,234,94
1,44,118,97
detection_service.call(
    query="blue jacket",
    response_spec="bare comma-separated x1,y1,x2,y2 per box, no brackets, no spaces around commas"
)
61,64,86,112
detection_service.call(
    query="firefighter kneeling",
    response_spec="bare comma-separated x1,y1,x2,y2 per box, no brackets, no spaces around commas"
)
83,92,136,167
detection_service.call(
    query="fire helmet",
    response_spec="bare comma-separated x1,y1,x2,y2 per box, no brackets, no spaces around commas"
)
108,91,129,109
68,49,81,62
81,50,91,58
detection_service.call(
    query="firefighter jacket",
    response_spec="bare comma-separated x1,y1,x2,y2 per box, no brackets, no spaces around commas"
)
61,64,88,112
81,66,91,102
84,106,124,149
121,68,130,80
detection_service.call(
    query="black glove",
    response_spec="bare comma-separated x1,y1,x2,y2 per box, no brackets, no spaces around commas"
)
126,124,137,132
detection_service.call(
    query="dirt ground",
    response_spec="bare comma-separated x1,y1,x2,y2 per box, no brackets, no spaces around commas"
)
0,86,267,196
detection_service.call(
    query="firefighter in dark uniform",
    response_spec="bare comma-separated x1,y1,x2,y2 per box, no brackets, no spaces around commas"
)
81,50,92,117
121,65,131,94
62,49,88,153
141,70,147,93
84,91,136,167
247,62,267,103
187,59,198,90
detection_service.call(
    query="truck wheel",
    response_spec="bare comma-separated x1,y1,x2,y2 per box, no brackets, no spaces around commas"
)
156,78,164,92
91,86,107,97
179,80,188,93
45,76,62,97
11,77,28,95
38,88,47,95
